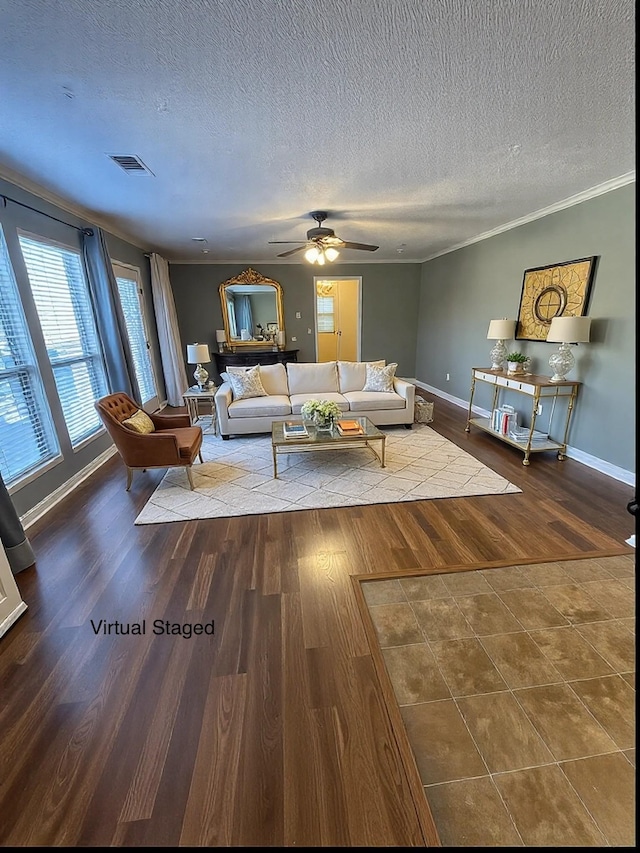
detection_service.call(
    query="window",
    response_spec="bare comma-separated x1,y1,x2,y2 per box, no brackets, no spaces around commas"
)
316,295,335,333
0,227,59,485
113,263,158,410
19,234,107,447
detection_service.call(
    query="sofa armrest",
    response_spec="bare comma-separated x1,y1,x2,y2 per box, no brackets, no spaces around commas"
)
215,383,233,434
393,378,416,408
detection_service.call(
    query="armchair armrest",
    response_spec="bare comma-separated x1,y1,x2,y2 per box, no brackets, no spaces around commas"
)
150,411,191,429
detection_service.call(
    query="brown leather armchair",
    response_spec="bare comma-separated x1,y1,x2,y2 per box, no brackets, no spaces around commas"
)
95,392,203,490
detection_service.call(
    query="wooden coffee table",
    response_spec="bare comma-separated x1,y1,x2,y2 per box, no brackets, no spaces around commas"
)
271,416,386,478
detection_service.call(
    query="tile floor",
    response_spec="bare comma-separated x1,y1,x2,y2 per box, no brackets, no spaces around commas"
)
362,554,635,847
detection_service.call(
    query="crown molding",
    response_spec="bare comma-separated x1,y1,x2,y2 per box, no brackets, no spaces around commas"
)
167,257,423,264
0,164,151,251
421,171,636,262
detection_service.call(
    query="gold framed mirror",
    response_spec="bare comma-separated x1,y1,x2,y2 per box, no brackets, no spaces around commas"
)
219,268,285,349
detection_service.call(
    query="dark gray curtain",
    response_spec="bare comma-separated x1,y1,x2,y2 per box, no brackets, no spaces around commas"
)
0,472,35,574
82,227,141,401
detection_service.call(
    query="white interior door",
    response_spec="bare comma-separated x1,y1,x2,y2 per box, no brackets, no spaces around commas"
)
314,277,361,362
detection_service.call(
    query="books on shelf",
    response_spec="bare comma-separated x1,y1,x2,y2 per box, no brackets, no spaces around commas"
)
336,419,364,436
491,406,517,436
282,421,308,439
508,426,549,443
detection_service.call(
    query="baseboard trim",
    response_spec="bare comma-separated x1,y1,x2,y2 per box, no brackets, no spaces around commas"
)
20,446,118,530
415,381,636,487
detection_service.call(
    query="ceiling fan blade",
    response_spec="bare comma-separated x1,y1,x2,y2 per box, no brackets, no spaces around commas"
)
339,241,379,252
276,246,307,258
268,241,306,244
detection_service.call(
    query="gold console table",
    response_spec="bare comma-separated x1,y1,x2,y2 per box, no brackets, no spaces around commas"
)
465,368,580,466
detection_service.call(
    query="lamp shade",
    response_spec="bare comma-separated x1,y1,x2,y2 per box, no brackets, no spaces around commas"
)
186,343,211,363
487,319,516,340
215,329,227,343
546,316,591,343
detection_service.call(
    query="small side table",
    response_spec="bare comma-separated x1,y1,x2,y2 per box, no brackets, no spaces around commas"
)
183,386,218,435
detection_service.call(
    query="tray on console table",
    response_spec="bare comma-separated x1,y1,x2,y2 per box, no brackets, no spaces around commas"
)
214,348,298,375
465,368,580,466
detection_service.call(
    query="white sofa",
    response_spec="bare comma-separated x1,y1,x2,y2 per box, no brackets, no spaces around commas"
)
215,360,415,439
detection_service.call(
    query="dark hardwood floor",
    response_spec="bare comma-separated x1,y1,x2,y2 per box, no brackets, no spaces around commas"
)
0,392,634,846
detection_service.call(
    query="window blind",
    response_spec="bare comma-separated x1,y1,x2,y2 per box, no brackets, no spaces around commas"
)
0,227,59,485
316,295,335,333
116,275,157,405
19,235,107,446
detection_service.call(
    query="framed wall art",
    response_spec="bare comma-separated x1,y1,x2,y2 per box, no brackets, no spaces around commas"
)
515,256,597,341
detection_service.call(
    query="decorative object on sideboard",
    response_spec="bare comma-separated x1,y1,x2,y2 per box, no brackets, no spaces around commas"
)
505,351,529,375
515,256,597,341
215,329,227,353
186,343,212,390
276,330,286,349
487,319,516,369
546,315,591,382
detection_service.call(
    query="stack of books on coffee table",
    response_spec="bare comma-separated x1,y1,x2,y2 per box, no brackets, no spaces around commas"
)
336,419,364,436
283,421,308,439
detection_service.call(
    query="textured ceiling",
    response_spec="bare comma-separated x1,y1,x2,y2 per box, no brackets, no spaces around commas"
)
0,0,635,262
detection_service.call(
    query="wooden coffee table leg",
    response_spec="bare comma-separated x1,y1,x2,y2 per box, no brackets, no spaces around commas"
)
272,445,278,478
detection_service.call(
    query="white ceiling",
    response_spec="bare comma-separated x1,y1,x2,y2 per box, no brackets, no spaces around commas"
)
0,0,635,263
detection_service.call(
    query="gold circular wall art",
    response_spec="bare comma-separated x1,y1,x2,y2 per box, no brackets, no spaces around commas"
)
516,257,597,341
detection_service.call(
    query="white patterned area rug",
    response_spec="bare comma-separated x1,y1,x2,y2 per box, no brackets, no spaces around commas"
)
134,424,521,525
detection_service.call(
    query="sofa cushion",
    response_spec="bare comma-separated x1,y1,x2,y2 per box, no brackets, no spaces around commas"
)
227,365,268,400
343,391,407,412
290,392,350,415
286,361,338,395
257,363,289,396
228,395,291,419
362,362,398,392
337,360,385,393
153,427,203,460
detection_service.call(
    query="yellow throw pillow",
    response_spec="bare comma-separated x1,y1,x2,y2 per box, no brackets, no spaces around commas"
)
122,409,155,434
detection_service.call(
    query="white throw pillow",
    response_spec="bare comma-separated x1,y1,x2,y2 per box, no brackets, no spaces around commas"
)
227,365,268,400
362,362,398,392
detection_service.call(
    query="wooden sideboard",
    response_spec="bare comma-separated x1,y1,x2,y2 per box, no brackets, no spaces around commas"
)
214,348,299,376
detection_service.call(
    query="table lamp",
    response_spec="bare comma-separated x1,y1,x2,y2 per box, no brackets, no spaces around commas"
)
546,316,591,382
215,329,227,353
487,319,516,369
186,343,211,389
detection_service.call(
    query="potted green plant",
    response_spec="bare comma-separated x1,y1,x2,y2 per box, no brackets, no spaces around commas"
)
506,352,528,374
300,399,342,431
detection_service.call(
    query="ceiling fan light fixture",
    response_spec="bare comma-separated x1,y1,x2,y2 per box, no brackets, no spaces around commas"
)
305,246,320,263
324,247,340,261
315,251,326,265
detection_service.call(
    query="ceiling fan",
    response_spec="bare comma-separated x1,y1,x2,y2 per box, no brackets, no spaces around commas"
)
268,211,379,262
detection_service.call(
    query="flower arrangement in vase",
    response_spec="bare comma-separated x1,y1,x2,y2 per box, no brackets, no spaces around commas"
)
300,399,342,431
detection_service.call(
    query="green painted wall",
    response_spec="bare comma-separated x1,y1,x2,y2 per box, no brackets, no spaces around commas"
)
169,262,422,380
416,183,636,475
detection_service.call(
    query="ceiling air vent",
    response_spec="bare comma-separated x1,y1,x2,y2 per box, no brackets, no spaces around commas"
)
108,154,154,175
